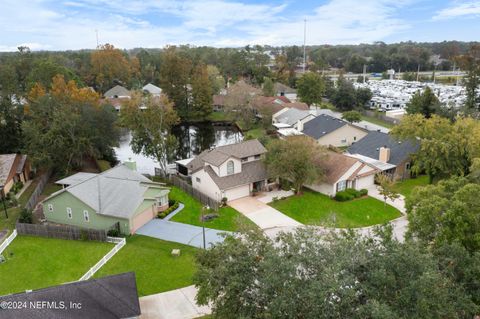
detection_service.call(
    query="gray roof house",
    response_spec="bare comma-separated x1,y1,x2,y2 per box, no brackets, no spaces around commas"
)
187,139,269,201
272,108,314,127
142,83,162,96
0,272,141,319
104,85,131,99
43,164,170,235
346,131,420,180
302,114,369,147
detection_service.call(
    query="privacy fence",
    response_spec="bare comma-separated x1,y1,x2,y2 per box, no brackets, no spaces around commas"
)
16,222,107,242
363,110,399,125
170,175,220,211
24,170,52,211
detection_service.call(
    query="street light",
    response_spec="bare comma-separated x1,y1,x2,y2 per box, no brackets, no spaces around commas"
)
201,205,209,249
0,186,8,219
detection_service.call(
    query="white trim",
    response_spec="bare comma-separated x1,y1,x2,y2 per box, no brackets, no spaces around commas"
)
83,210,89,222
0,230,17,255
67,207,72,219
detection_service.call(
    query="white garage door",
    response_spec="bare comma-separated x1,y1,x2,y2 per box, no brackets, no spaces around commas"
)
356,175,375,190
131,208,155,234
224,185,250,201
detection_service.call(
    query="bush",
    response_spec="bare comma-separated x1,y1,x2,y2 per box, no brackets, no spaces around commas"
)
359,188,368,196
345,188,361,198
158,201,180,219
280,179,292,191
221,197,228,207
107,229,120,237
334,191,354,202
12,181,24,194
18,208,33,224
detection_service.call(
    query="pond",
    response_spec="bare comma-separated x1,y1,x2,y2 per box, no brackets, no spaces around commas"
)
115,122,243,174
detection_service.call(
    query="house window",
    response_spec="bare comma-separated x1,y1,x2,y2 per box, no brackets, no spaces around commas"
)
241,157,248,162
341,138,347,143
337,180,347,192
226,160,234,175
254,155,261,160
67,207,72,219
405,163,411,170
353,136,357,141
48,204,53,212
196,177,201,183
83,210,89,222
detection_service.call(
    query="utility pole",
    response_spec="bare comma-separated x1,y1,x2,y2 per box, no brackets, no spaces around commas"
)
303,18,307,73
95,29,99,48
362,64,367,83
416,63,420,82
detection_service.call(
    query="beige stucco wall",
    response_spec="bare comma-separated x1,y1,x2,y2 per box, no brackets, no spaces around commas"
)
192,169,222,201
305,183,336,196
3,179,14,194
218,157,242,176
316,125,368,147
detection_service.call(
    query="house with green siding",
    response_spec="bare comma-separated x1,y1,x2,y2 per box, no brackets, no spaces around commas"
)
42,164,169,235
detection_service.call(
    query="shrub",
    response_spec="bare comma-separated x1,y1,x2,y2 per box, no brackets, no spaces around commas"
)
80,230,89,241
359,188,368,196
334,191,354,202
280,179,292,191
18,208,33,224
107,229,120,237
345,188,361,198
157,201,180,219
12,181,24,194
221,197,228,207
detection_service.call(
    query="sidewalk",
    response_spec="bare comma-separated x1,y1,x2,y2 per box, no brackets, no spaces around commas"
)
139,285,210,319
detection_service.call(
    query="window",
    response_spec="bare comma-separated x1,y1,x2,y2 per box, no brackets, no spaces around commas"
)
254,155,261,160
196,177,201,183
337,180,347,192
83,210,89,222
67,207,72,219
341,138,347,144
405,163,411,170
48,204,53,212
353,136,357,141
241,157,248,162
226,160,234,175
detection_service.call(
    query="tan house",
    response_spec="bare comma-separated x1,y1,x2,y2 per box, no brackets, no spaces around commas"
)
302,114,368,147
306,151,377,196
187,140,268,202
0,154,31,194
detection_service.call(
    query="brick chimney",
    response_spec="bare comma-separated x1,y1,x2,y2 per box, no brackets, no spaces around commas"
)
379,146,391,163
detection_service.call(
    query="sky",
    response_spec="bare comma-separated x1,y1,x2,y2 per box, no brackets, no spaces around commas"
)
0,0,479,51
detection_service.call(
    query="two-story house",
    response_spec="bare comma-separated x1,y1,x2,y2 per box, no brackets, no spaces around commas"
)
187,140,268,202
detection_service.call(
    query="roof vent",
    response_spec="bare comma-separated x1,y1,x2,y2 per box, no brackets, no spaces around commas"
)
322,131,326,134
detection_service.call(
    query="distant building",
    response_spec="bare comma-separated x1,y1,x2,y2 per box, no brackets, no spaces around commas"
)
0,154,31,195
104,85,131,99
274,82,297,101
0,272,141,319
142,83,162,96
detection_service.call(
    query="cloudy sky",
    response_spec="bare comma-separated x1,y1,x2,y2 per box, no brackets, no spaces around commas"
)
0,0,479,51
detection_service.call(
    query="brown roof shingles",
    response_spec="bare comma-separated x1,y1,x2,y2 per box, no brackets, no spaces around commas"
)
205,160,267,190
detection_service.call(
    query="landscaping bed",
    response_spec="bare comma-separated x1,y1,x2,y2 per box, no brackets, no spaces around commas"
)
94,235,198,296
168,187,256,231
270,189,401,228
0,235,113,295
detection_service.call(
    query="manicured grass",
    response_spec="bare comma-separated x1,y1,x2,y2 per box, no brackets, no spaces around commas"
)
0,235,113,295
169,187,256,231
360,115,395,129
392,175,429,199
96,159,111,172
41,183,62,197
206,111,234,122
270,190,401,228
0,207,22,234
94,235,198,296
17,179,39,206
243,127,266,139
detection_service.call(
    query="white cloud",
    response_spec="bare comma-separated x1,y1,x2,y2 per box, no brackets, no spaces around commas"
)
433,1,480,20
0,0,413,51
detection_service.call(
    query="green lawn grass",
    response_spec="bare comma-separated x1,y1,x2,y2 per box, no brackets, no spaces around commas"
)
94,235,198,296
270,190,401,228
41,183,62,197
392,175,429,199
96,159,112,172
17,179,39,206
0,236,113,295
169,187,256,231
360,115,395,129
206,111,234,122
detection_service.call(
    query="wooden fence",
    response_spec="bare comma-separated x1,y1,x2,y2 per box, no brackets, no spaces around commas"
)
363,110,399,126
16,222,107,242
78,237,126,281
24,170,52,211
0,230,17,254
170,175,220,211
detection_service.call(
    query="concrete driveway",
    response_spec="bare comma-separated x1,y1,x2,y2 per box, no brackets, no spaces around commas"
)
140,285,210,319
136,219,231,248
228,196,301,230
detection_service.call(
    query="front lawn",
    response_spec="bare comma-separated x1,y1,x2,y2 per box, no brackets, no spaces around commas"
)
94,235,198,296
270,190,401,228
392,175,429,199
169,187,256,231
0,236,113,295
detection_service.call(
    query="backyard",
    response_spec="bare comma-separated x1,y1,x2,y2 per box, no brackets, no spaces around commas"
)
0,235,113,295
392,175,429,199
169,186,256,231
270,190,401,228
94,235,198,296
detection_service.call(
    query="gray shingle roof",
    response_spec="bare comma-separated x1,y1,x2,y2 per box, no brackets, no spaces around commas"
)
275,108,311,126
0,272,140,319
205,160,267,190
0,154,16,186
142,83,162,95
48,165,167,219
190,139,267,169
274,82,296,94
15,155,27,175
302,114,348,139
346,131,420,165
55,172,98,186
104,85,130,98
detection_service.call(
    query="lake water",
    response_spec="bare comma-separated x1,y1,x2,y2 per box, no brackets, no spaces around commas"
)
115,122,243,174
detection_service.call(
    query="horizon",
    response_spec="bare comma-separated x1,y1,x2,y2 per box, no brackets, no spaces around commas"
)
1,0,480,52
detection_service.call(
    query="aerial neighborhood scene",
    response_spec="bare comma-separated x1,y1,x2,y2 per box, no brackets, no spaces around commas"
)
1,1,480,318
